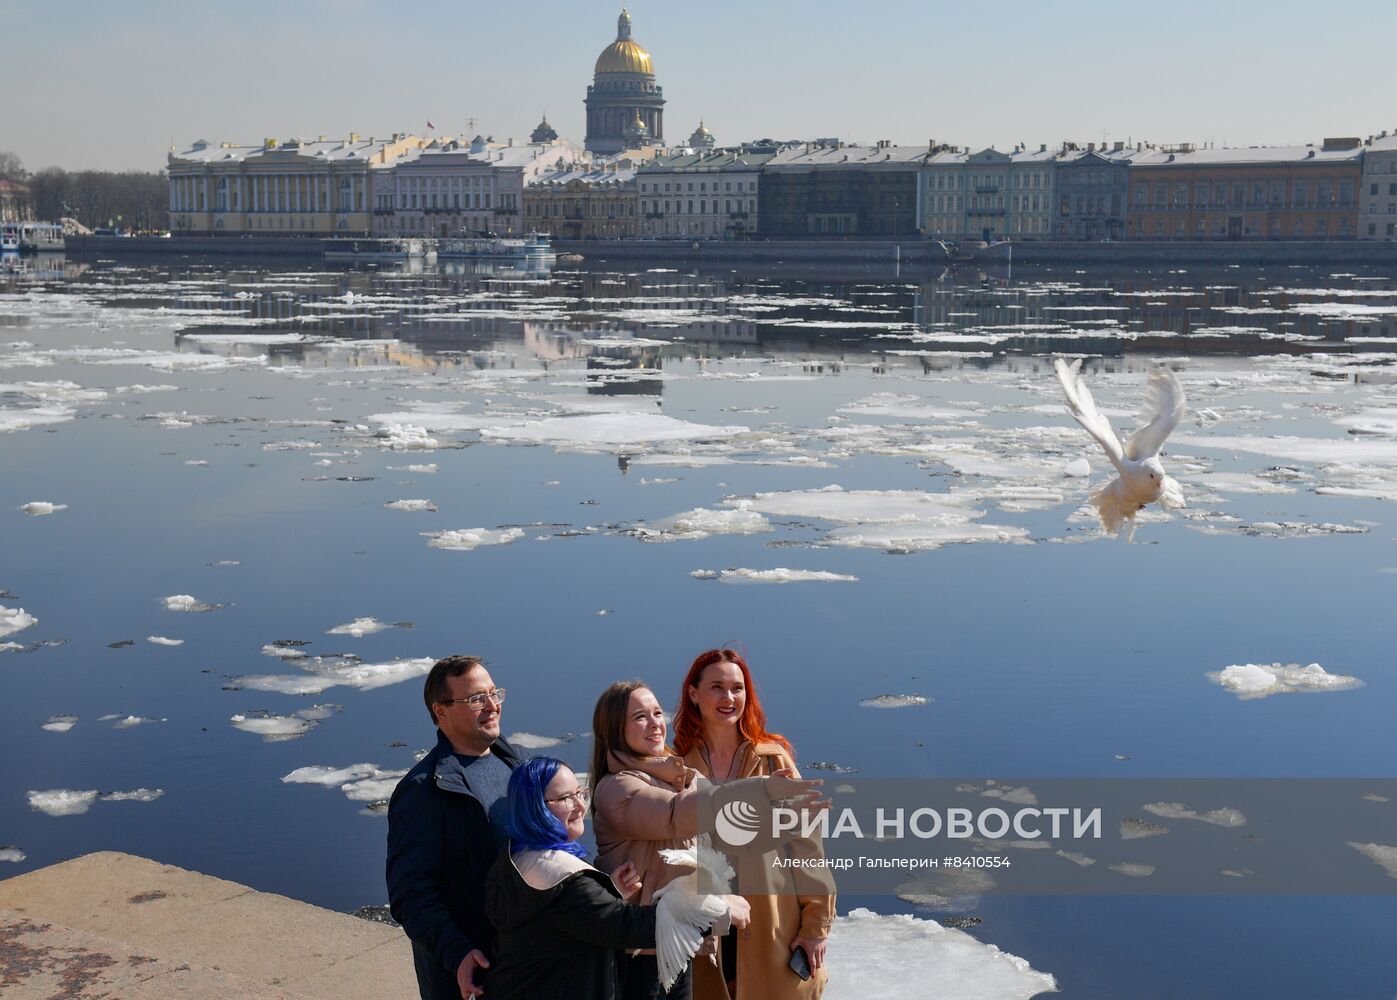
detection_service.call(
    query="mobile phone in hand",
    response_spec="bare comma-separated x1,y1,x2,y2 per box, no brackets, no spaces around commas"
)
788,945,811,981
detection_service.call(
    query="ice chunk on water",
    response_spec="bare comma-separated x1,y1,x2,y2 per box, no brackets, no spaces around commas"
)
1063,458,1091,478
283,764,383,786
388,463,438,473
860,695,930,709
1142,802,1246,828
424,527,526,551
1109,863,1156,877
147,635,183,646
108,715,167,729
0,848,25,863
636,504,773,541
27,789,99,816
0,405,75,432
341,774,408,802
1120,817,1169,840
480,412,748,448
235,656,434,696
100,788,164,803
383,499,437,512
690,568,859,584
823,907,1056,1000
41,715,78,733
1210,662,1362,699
162,594,223,612
1347,842,1397,879
507,732,578,749
19,501,67,515
0,605,38,638
735,485,981,524
375,423,439,451
326,617,404,637
828,521,1031,552
230,711,321,741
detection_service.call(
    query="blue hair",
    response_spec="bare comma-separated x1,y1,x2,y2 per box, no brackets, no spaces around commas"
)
505,757,588,859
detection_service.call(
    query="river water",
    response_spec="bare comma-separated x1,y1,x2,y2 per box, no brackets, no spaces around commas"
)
2,253,1395,998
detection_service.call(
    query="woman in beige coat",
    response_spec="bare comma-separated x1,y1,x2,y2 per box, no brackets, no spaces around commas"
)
591,680,819,1000
673,649,835,1000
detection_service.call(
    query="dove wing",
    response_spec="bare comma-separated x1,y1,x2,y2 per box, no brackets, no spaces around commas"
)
654,881,728,992
1054,358,1125,471
1126,367,1186,460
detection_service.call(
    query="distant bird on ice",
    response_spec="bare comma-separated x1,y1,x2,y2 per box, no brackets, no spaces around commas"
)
1054,358,1186,539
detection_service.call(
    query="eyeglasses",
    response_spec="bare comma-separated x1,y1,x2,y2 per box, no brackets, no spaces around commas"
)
545,788,590,809
438,688,506,711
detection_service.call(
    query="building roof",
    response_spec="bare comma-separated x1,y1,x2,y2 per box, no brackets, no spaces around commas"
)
640,150,775,172
170,135,426,167
1129,141,1366,168
764,143,935,171
529,162,637,188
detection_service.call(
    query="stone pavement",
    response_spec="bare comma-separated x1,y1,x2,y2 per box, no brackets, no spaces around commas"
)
0,852,416,999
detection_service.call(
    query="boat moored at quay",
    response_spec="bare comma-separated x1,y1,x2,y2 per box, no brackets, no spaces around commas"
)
1,222,65,253
437,232,555,261
322,237,436,261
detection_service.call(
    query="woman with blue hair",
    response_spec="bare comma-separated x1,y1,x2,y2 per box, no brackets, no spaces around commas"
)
485,757,749,1000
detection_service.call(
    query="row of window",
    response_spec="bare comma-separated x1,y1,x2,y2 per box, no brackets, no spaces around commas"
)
637,179,757,194
928,172,1052,191
1133,180,1355,209
1133,215,1353,236
634,199,756,215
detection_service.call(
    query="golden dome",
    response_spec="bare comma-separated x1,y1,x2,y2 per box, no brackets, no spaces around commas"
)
595,39,653,75
594,10,654,75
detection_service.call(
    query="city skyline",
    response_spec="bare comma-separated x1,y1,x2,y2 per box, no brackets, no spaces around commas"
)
6,0,1397,173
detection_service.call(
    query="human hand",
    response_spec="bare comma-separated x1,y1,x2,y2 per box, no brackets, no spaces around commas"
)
724,894,752,930
457,949,489,998
766,768,831,816
792,935,827,972
610,860,643,901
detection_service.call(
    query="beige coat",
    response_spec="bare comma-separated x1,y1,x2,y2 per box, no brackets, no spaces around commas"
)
685,741,835,1000
592,750,704,907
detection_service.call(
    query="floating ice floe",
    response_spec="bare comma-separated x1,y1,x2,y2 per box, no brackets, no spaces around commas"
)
283,763,408,808
1120,818,1169,840
233,656,435,696
1173,433,1397,466
262,643,309,659
480,412,749,449
860,695,931,709
0,404,75,433
1056,850,1096,867
373,423,440,451
1142,802,1246,827
1109,863,1156,877
0,848,25,863
383,499,437,512
1210,662,1362,699
388,463,438,473
423,527,526,551
634,503,773,542
1063,458,1091,478
836,394,976,421
41,714,79,733
1347,842,1397,879
24,785,164,816
823,907,1056,1000
100,714,167,729
0,605,38,638
147,635,183,646
180,332,329,346
230,705,341,741
1241,521,1367,538
507,732,576,749
690,568,859,585
829,521,1031,552
162,594,223,612
19,501,67,515
326,617,408,638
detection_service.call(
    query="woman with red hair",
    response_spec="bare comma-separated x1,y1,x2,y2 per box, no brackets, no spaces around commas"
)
673,648,835,1000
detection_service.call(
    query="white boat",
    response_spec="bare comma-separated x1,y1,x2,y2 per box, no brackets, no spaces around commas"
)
437,232,555,261
323,237,436,261
4,222,63,253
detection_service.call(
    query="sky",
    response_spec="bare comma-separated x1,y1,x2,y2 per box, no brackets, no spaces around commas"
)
5,0,1396,172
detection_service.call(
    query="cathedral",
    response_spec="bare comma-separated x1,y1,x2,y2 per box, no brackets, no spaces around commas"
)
584,9,664,155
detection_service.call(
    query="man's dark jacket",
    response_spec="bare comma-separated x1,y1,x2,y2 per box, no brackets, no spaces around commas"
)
387,730,523,1000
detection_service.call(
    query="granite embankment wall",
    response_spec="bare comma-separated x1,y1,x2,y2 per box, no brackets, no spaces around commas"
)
62,235,1397,267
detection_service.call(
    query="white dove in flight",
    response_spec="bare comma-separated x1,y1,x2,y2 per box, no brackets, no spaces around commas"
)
1054,358,1186,539
653,843,736,992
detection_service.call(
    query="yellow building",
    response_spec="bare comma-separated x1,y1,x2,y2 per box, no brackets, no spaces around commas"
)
167,133,430,237
524,160,639,239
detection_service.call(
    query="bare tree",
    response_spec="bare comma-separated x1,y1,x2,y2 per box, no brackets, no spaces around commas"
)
0,151,24,180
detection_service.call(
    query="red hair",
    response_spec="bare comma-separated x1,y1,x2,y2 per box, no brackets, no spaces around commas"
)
672,648,792,758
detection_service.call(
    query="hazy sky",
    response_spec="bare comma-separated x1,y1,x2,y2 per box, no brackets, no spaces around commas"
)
6,0,1396,172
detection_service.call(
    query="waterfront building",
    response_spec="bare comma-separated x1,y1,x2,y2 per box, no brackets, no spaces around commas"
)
1054,144,1133,240
1126,139,1363,240
637,150,773,238
373,135,578,237
523,160,638,239
585,9,664,155
1,178,34,224
1359,132,1397,241
759,142,927,238
687,121,716,151
167,134,429,237
921,145,1058,241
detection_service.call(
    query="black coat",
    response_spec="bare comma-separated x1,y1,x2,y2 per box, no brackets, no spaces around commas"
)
386,731,523,1000
485,848,658,1000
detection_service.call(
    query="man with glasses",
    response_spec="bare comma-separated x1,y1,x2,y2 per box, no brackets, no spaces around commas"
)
387,655,523,1000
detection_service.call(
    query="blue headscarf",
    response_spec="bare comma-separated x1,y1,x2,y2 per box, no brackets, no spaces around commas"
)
505,756,588,859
